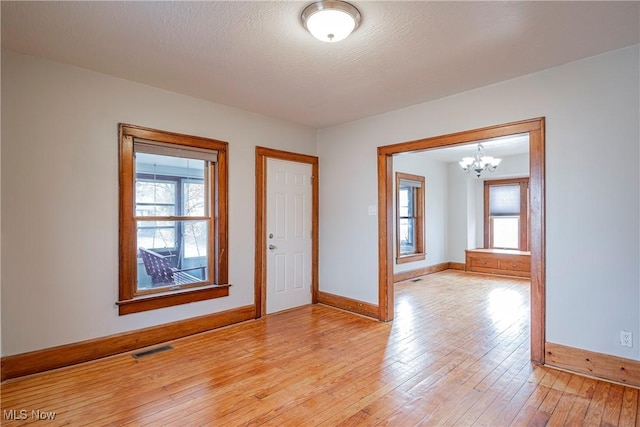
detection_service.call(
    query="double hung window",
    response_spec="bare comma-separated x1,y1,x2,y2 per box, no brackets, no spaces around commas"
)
396,172,425,263
484,178,529,251
118,124,229,315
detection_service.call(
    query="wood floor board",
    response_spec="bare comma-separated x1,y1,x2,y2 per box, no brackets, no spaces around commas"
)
583,380,612,425
618,387,639,425
286,357,423,426
508,381,553,425
472,364,539,426
373,395,428,426
601,383,626,427
545,374,585,426
339,390,415,427
454,343,532,425
563,377,600,425
2,270,638,426
482,380,538,426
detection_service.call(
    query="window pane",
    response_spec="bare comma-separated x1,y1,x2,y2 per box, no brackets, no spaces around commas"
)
492,217,519,249
137,219,209,291
184,181,205,216
136,180,176,216
136,152,206,217
137,225,176,251
399,218,415,254
182,220,208,258
399,187,410,217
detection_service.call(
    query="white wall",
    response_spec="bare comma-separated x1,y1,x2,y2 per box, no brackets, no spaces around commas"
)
0,51,2,358
393,152,448,273
446,161,469,264
0,51,317,356
318,46,640,360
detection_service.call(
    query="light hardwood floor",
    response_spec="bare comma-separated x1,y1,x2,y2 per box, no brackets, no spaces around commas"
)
1,270,639,426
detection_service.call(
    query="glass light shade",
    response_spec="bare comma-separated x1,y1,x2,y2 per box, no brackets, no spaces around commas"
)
460,157,474,167
306,9,355,42
490,158,502,167
302,1,361,43
481,156,493,163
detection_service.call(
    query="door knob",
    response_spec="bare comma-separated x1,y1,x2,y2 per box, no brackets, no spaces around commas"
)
268,244,277,250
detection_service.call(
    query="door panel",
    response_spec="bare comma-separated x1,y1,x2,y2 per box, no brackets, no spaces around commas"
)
266,158,312,314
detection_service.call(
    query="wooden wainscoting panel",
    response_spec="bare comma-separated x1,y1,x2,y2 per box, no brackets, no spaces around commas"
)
545,342,640,388
393,262,451,283
1,305,255,381
317,291,378,319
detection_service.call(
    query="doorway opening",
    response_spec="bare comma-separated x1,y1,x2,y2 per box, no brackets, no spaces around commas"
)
377,118,545,363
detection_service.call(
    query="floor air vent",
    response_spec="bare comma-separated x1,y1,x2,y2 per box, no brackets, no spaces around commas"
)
133,344,173,359
411,278,422,282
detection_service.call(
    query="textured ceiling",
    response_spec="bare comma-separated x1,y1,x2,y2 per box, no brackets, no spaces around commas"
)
2,1,639,129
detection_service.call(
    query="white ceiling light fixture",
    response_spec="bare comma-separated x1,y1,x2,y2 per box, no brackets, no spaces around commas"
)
459,144,502,178
302,0,361,43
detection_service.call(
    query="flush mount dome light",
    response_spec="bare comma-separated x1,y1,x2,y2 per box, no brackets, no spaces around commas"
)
302,0,361,42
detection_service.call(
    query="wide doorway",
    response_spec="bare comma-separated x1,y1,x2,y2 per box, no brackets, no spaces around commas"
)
377,118,545,363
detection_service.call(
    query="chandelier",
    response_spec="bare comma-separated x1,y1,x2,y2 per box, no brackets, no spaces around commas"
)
459,144,502,178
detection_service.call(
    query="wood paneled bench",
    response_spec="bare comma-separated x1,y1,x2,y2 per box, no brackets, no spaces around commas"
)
465,248,531,278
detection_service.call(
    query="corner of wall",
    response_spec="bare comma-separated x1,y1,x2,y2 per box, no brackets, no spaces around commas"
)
1,56,3,358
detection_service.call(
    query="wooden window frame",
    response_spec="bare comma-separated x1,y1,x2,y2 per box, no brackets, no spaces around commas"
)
117,124,229,315
484,177,529,251
395,172,425,264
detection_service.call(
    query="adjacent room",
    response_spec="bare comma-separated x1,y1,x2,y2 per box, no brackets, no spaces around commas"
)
1,1,639,425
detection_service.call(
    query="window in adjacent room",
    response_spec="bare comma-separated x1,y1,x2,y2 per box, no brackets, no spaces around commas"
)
396,172,425,263
484,178,529,251
118,124,229,315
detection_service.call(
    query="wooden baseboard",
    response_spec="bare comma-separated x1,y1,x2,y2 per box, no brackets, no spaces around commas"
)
545,342,640,388
317,291,378,319
1,305,256,381
448,262,466,271
393,262,452,283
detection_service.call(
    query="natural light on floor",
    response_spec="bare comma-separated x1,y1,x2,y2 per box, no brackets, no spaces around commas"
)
487,287,526,326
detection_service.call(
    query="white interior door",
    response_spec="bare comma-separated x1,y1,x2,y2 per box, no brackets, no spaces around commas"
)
266,158,312,314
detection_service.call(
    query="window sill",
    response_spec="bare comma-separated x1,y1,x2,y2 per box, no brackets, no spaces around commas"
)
116,284,230,315
396,253,426,264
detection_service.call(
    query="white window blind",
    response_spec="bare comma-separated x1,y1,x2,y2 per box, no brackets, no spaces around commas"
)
489,184,520,216
134,139,218,162
400,178,422,188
